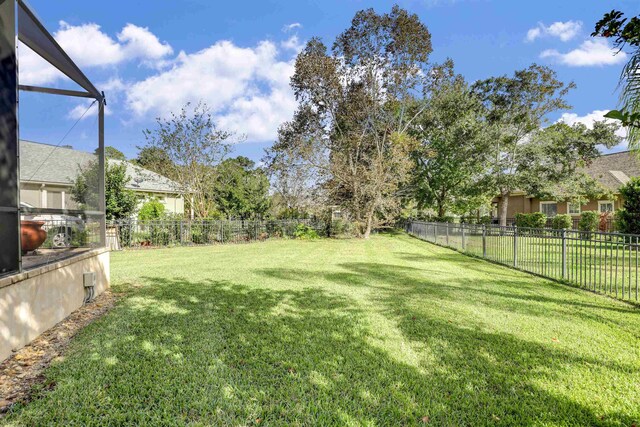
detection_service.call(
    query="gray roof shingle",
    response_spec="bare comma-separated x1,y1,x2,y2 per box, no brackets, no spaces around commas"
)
19,140,182,193
584,151,640,192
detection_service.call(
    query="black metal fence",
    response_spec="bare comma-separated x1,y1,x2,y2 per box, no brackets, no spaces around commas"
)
406,221,639,303
107,219,328,249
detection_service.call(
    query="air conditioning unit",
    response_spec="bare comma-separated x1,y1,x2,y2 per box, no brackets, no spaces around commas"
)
83,272,96,303
83,272,96,288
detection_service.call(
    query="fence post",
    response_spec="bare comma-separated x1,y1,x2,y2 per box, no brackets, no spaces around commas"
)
513,225,518,268
561,229,567,279
482,224,487,258
446,222,449,246
461,224,466,251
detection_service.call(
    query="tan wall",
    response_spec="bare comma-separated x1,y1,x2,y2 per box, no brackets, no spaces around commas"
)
511,196,622,218
136,192,185,216
493,195,531,218
19,183,78,210
20,184,41,207
0,249,110,362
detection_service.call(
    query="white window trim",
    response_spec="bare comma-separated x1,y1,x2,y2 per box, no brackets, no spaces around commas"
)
539,201,558,216
566,202,581,216
598,200,615,213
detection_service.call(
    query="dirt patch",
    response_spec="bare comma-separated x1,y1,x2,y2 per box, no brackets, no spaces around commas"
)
0,290,119,415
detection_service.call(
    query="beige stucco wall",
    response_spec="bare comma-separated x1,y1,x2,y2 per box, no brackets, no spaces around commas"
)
21,182,184,216
19,183,79,210
136,192,185,216
0,249,110,362
496,195,624,218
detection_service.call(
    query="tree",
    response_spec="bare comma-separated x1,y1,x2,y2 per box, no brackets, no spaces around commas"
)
133,146,174,175
472,65,577,225
615,177,640,234
410,60,493,218
97,146,126,160
264,143,317,218
141,102,234,218
592,10,640,147
71,159,137,220
517,121,620,203
138,197,165,220
268,6,431,238
211,156,270,220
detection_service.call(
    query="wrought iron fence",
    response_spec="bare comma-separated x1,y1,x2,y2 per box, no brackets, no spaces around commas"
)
107,219,328,249
406,221,639,302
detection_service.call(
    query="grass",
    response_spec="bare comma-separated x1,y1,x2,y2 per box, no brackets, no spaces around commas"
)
3,233,640,426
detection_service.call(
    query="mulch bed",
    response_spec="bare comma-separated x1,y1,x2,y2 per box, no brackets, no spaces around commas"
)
0,290,119,415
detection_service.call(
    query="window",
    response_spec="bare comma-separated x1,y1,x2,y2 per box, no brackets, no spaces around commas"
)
540,201,557,217
598,201,614,213
567,202,581,216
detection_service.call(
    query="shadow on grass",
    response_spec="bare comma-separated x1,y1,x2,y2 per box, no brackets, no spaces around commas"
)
6,270,637,426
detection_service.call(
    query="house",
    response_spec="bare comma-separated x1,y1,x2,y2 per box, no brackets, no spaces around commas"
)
492,150,640,222
19,140,186,216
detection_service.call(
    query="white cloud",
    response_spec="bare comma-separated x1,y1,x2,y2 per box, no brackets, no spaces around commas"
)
540,38,627,67
18,21,172,85
558,109,627,139
125,39,297,142
117,23,173,66
67,101,100,120
526,27,542,42
18,43,68,85
282,23,302,33
526,20,582,42
67,78,126,120
281,35,304,52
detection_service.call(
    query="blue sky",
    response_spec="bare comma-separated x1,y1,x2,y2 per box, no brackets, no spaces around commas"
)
18,0,640,162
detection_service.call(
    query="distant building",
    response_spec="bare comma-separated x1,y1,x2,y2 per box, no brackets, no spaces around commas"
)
19,140,185,216
492,150,640,223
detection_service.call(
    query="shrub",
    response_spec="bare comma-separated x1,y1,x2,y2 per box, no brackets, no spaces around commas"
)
246,221,262,241
331,219,355,237
515,212,546,229
578,211,599,233
551,214,572,230
294,223,319,239
266,220,284,237
138,198,165,220
615,177,640,234
478,215,492,225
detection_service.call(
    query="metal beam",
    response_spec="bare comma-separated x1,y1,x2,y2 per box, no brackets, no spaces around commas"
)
16,0,102,99
98,100,106,245
0,0,21,275
19,84,94,98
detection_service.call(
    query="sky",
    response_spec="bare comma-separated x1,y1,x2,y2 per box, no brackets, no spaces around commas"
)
17,0,640,162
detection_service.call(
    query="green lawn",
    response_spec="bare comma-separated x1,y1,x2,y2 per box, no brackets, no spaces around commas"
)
3,233,640,426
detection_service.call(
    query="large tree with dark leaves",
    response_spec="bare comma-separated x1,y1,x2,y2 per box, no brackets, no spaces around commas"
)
267,6,431,238
410,60,493,218
211,156,270,220
472,65,621,225
592,10,640,148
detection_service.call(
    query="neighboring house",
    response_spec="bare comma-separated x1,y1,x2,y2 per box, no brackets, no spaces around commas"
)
492,151,640,222
19,140,185,216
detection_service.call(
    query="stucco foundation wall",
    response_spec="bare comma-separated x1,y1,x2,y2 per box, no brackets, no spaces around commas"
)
0,249,110,362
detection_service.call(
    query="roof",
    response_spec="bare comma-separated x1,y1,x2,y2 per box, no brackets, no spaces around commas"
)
584,151,640,192
19,140,182,194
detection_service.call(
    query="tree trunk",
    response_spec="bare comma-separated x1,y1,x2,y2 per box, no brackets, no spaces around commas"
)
498,190,509,226
363,208,374,239
437,203,445,219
